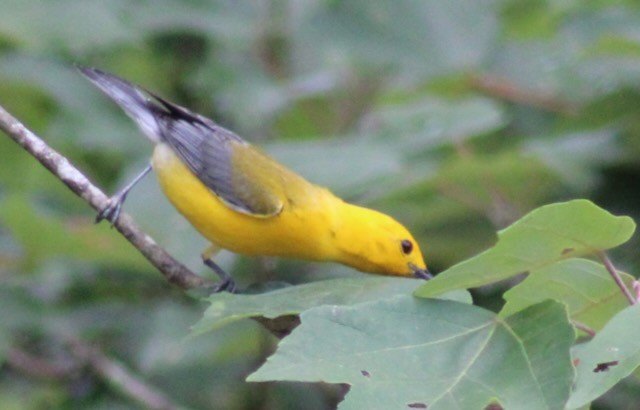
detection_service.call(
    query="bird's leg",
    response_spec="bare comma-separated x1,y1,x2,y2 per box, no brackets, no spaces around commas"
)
96,164,153,225
202,244,237,293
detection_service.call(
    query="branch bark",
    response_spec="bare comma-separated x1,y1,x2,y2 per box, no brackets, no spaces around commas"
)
0,103,300,337
7,343,186,410
469,73,577,115
0,104,213,290
69,340,185,410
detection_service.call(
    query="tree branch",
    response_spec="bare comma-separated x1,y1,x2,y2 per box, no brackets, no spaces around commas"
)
6,347,77,380
0,103,300,337
0,104,213,290
599,252,637,305
469,73,577,115
68,340,185,410
7,342,186,410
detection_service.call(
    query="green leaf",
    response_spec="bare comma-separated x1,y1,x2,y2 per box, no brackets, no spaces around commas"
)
500,258,634,331
249,297,574,410
265,138,402,198
415,200,635,298
566,303,640,409
0,0,135,52
524,130,621,192
502,0,560,39
0,193,147,271
369,97,507,150
304,0,499,78
193,277,470,335
429,150,559,210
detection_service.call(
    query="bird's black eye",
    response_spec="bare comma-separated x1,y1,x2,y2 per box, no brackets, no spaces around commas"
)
401,240,413,255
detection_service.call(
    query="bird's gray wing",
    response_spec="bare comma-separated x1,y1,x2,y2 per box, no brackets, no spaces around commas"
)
79,66,283,216
154,96,284,217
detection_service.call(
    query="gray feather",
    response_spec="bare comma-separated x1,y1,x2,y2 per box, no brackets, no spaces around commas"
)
78,66,162,143
79,65,268,215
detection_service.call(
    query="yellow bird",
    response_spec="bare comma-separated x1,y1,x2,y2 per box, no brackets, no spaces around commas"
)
79,67,430,292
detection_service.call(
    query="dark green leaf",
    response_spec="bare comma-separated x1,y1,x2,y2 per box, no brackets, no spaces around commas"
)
193,277,470,335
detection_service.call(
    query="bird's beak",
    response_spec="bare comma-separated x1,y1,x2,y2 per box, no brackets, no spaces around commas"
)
409,263,432,280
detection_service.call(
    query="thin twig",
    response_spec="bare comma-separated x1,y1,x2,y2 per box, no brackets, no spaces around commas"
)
69,340,185,410
469,73,577,115
6,347,77,380
599,251,636,305
571,320,596,338
0,103,300,337
0,104,213,290
7,342,186,410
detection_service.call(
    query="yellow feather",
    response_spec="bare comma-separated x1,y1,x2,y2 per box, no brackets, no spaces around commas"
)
152,143,426,277
79,66,428,279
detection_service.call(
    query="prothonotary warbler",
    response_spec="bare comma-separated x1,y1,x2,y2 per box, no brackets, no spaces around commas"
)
78,66,431,292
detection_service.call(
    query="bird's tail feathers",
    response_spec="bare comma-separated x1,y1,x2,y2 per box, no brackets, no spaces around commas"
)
77,65,162,143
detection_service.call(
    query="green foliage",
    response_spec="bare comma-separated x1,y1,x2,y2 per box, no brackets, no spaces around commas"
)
566,304,640,409
500,258,634,331
2,0,640,409
245,201,637,409
0,193,147,271
194,277,470,334
249,298,574,410
415,200,636,298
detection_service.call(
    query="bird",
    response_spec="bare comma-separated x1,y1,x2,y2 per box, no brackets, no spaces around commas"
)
78,66,431,292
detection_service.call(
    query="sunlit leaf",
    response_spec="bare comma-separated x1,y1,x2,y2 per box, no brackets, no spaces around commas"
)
416,200,635,298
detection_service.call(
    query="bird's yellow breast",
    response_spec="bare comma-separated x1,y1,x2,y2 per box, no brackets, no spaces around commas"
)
151,143,338,261
79,66,427,278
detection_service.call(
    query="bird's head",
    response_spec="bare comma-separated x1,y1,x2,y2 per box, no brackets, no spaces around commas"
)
333,204,431,279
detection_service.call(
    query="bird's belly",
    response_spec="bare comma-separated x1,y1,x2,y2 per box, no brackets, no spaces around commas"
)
151,144,333,260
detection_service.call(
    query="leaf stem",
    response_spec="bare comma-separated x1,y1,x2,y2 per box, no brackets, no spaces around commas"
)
599,252,636,305
571,320,596,338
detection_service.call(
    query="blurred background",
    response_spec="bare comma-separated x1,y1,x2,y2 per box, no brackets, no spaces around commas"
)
1,0,640,408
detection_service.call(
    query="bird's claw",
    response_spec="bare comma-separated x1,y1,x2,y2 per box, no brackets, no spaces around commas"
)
96,193,126,226
203,258,237,294
209,276,237,294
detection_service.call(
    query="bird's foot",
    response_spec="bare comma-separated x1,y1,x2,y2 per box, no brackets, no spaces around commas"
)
96,192,128,226
203,258,237,294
